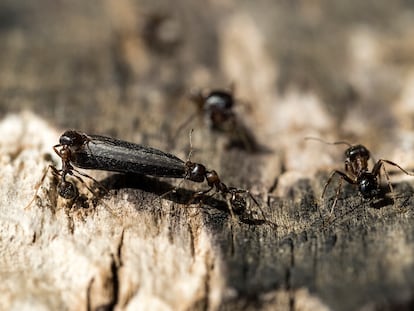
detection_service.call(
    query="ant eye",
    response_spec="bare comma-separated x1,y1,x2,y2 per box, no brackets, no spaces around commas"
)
58,181,77,199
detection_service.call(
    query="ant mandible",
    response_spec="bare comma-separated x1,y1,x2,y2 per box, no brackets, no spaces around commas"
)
306,138,414,214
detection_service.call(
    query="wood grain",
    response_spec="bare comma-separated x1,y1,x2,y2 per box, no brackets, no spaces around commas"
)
2,1,414,310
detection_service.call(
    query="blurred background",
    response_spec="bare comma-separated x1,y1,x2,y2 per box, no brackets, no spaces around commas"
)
2,0,414,190
3,2,414,310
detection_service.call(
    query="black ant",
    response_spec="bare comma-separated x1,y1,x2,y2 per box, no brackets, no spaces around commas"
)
184,160,261,219
181,131,266,221
32,130,266,222
51,133,105,200
189,89,236,131
27,132,103,208
306,137,414,213
184,86,263,152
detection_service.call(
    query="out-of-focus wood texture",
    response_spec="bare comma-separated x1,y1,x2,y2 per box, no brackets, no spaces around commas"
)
2,1,414,310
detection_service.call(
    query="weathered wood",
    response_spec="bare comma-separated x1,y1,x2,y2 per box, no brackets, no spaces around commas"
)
2,1,414,311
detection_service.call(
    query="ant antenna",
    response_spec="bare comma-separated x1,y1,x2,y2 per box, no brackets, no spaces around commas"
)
187,128,195,162
159,129,195,201
304,137,352,148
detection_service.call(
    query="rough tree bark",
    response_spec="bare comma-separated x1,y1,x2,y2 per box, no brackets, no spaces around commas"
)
1,1,414,311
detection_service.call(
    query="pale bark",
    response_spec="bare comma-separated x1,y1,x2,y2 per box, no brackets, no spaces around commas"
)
2,1,414,311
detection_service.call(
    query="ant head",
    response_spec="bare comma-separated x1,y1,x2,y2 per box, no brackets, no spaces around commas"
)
185,161,206,183
59,130,86,148
345,144,370,162
358,172,379,199
205,90,234,111
57,180,78,199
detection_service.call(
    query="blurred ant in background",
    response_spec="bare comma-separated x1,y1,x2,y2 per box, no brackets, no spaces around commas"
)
178,84,265,153
306,138,414,214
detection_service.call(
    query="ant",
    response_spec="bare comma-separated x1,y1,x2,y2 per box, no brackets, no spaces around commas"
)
51,133,105,200
184,86,262,152
27,132,103,208
184,160,261,219
189,88,236,132
32,130,266,222
306,137,414,214
180,131,266,221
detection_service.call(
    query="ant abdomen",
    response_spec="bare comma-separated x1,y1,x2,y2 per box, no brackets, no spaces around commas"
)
57,180,78,200
357,172,379,199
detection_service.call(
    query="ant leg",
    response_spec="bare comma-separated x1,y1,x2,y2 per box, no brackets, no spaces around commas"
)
157,177,200,211
322,170,355,214
49,165,62,176
196,185,215,196
67,171,99,198
246,190,267,222
72,168,108,195
321,170,337,217
374,159,414,176
177,186,214,216
52,144,62,156
188,186,214,205
374,159,414,209
159,178,185,198
224,188,241,218
223,187,248,219
373,161,394,202
228,189,278,227
321,170,340,199
157,175,192,209
225,195,236,219
344,160,351,174
231,188,266,221
231,120,260,152
25,165,60,209
330,178,343,215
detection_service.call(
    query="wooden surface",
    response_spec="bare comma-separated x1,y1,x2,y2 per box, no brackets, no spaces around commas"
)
2,1,414,310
